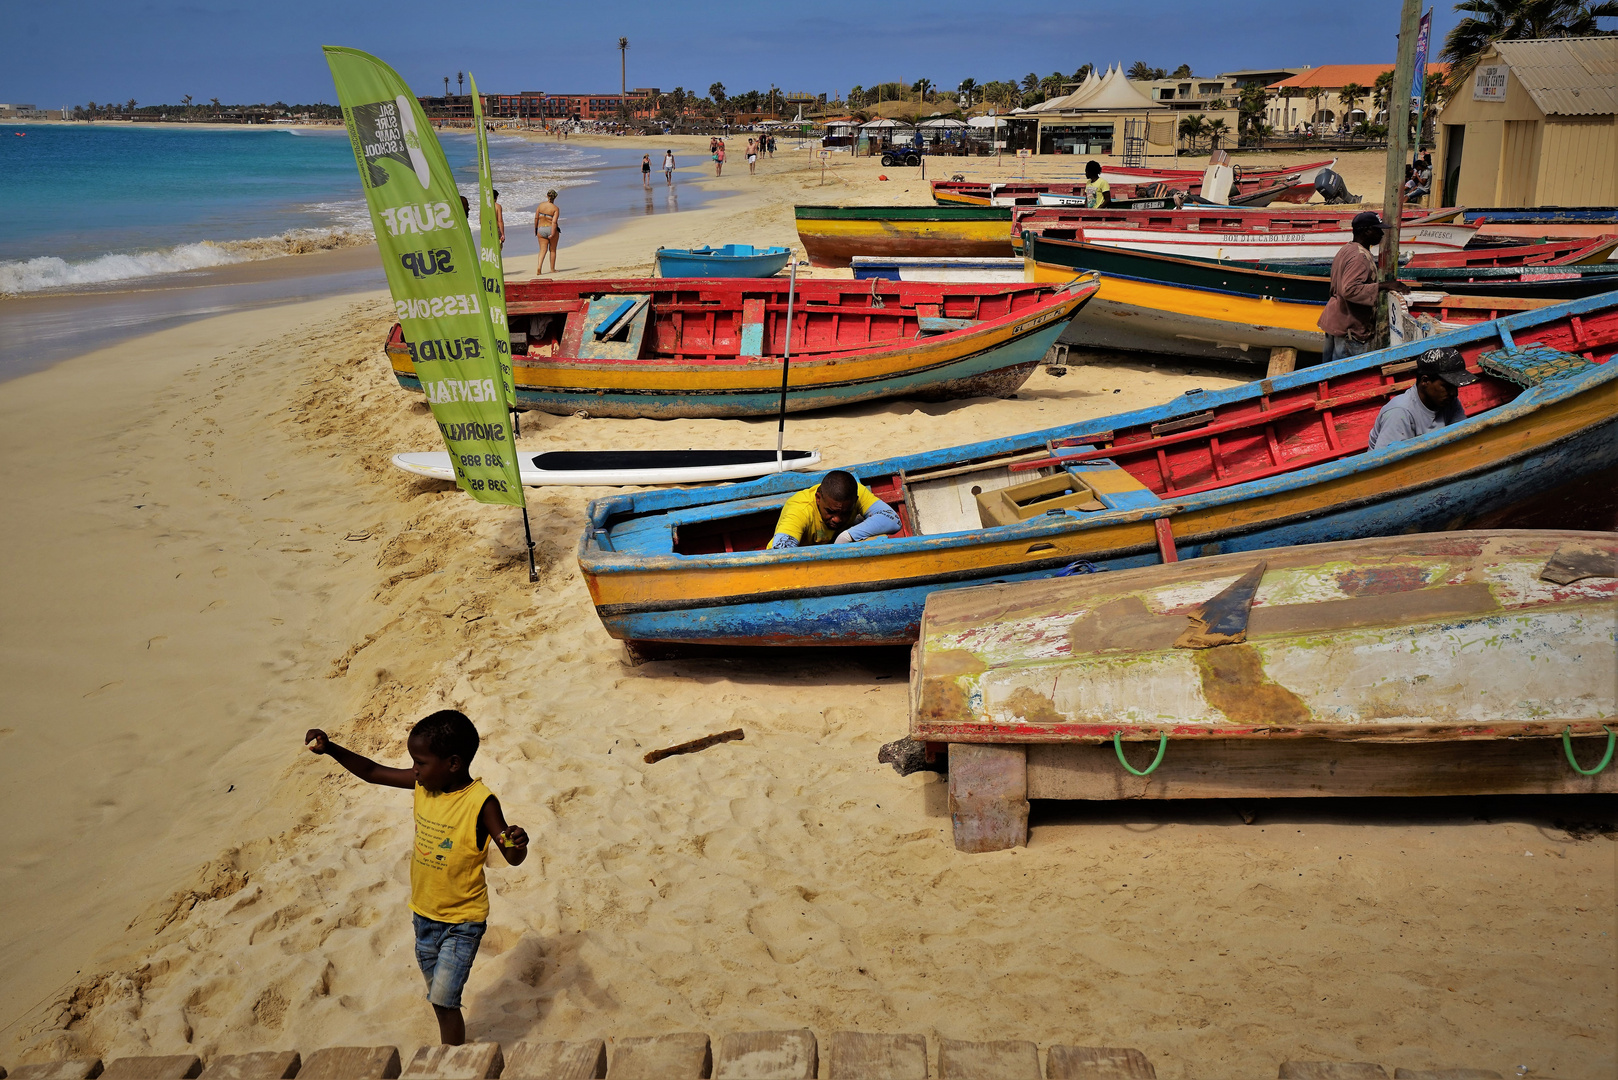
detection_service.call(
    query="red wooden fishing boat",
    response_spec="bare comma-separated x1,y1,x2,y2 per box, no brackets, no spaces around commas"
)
1010,205,1462,251
385,275,1098,418
1097,157,1336,188
1404,235,1618,268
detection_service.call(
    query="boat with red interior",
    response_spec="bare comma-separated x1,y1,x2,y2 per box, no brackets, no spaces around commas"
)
578,292,1618,647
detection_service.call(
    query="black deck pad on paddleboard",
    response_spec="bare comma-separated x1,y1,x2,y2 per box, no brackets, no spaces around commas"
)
531,450,817,471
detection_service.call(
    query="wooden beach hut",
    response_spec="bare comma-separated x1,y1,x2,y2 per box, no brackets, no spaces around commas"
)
1432,38,1618,209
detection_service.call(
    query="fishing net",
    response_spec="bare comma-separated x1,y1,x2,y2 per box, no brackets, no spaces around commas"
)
1477,345,1592,387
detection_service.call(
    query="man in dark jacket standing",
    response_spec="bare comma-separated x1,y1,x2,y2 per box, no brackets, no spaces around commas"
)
1318,211,1409,364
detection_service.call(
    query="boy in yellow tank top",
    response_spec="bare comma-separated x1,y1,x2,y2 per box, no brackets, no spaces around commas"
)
305,710,527,1045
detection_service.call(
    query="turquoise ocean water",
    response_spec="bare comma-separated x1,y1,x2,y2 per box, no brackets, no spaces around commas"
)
0,124,710,375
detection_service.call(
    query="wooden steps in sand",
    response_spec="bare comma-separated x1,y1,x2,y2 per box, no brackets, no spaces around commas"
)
0,1038,1507,1079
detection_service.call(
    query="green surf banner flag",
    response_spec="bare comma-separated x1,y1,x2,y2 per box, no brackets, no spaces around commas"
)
468,73,516,411
323,46,524,508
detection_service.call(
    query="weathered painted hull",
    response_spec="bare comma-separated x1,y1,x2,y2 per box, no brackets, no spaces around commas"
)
578,293,1618,646
912,531,1618,743
656,246,791,278
851,256,1026,283
1096,158,1336,188
1026,236,1556,361
795,206,1015,266
390,276,1096,419
1075,222,1477,261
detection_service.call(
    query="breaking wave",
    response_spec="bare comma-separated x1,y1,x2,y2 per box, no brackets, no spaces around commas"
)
0,227,373,295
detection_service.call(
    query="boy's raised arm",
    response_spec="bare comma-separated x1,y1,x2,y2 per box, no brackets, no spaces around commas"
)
305,729,415,789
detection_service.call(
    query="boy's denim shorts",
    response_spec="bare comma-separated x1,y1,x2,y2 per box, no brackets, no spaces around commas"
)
412,913,487,1009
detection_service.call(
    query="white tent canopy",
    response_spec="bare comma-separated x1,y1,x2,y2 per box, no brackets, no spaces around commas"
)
966,115,1006,128
919,117,967,128
860,117,913,129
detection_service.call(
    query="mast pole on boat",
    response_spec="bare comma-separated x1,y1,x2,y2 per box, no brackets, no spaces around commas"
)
1376,0,1422,346
776,257,799,468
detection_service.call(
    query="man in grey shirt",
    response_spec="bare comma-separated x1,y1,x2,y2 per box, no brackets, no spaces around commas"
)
1367,347,1478,452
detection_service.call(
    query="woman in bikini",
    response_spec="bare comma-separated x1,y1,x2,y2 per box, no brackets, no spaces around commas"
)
533,189,560,274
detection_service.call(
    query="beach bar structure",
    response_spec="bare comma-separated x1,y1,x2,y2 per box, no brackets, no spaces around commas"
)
1006,64,1238,156
1431,38,1617,208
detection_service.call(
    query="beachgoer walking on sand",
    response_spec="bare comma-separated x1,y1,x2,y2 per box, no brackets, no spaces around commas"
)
767,133,776,158
747,138,758,175
491,189,505,247
304,711,527,1047
662,150,675,183
641,154,652,187
715,142,725,176
533,189,560,274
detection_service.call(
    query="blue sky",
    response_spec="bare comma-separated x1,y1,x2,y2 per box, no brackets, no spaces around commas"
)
4,0,1462,107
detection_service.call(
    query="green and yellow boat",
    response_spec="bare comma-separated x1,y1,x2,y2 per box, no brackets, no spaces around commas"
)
795,205,1014,267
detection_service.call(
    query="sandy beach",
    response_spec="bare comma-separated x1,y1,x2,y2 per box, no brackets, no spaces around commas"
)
1,138,1613,1078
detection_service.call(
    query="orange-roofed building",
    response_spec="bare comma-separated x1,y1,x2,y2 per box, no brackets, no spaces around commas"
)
1264,64,1449,131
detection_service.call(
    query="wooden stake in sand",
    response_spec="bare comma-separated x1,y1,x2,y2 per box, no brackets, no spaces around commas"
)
644,728,745,764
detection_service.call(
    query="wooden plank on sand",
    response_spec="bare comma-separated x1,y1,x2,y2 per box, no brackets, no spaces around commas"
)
501,1042,606,1080
948,743,1029,853
826,1032,928,1080
101,1058,202,1080
1045,1046,1157,1079
1026,739,1618,801
6,1064,104,1080
1278,1065,1389,1080
712,1031,817,1079
199,1053,301,1080
936,1037,1040,1078
401,1044,504,1080
298,1048,402,1080
607,1034,711,1079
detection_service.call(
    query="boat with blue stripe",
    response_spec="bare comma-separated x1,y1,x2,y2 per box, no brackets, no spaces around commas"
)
655,244,792,278
579,291,1618,648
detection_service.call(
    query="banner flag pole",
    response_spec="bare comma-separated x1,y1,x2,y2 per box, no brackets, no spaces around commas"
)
469,73,520,436
324,46,531,575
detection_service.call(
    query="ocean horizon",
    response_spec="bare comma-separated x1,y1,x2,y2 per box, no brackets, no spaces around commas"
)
0,124,714,376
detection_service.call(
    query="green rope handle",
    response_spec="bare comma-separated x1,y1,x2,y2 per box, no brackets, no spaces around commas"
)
1114,732,1169,776
1562,726,1616,776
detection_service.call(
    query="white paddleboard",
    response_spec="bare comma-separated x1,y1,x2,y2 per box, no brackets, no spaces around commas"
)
391,449,822,487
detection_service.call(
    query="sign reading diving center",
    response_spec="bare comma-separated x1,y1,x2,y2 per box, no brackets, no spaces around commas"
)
1473,64,1508,103
324,45,524,507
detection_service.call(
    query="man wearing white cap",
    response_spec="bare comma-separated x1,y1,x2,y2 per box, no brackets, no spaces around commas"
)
1318,211,1409,364
1367,346,1479,452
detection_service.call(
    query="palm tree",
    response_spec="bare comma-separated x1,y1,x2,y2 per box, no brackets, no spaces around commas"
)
1337,82,1366,128
1128,60,1156,81
957,78,976,109
1040,72,1065,97
1206,117,1229,150
182,94,193,118
1021,72,1039,94
913,77,933,101
1304,85,1324,126
1178,113,1207,151
126,97,137,115
1171,63,1194,78
1371,69,1396,118
1441,0,1618,87
709,82,725,109
848,85,864,108
618,37,629,104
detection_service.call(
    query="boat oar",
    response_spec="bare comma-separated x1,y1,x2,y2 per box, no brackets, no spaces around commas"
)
775,257,799,470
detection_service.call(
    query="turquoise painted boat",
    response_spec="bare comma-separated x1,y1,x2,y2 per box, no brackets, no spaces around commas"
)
656,244,792,278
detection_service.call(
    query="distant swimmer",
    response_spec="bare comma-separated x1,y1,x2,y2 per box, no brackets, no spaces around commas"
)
767,469,902,549
533,189,560,274
304,710,528,1047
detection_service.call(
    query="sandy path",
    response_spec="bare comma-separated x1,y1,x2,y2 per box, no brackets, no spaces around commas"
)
0,143,1612,1078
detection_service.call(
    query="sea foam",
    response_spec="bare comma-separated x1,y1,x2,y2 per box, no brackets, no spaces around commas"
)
0,228,372,295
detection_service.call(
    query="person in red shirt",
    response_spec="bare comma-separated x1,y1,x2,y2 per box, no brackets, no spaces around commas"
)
1318,212,1409,364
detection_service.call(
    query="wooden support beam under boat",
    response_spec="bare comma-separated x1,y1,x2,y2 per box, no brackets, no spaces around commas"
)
948,743,1028,853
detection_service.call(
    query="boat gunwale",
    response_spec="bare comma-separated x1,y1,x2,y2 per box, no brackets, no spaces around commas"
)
578,290,1618,572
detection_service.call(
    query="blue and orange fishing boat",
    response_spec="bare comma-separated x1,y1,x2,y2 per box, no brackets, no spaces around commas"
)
579,291,1618,648
386,275,1097,419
